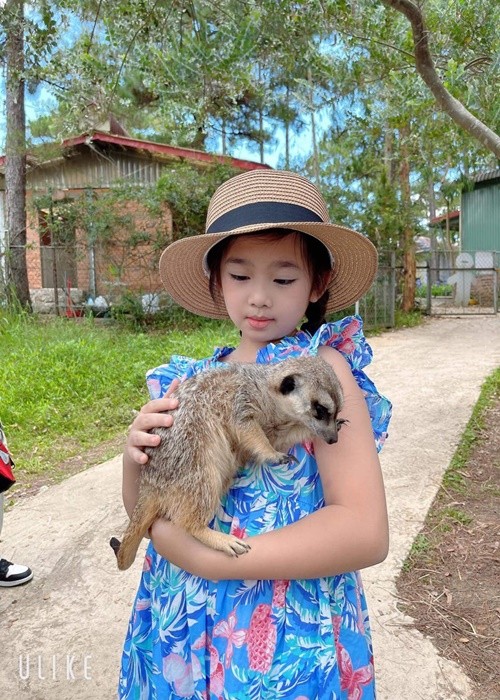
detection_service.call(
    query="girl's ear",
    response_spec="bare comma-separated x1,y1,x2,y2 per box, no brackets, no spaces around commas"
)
309,271,332,303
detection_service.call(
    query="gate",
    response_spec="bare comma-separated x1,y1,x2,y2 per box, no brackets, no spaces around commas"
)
418,251,498,315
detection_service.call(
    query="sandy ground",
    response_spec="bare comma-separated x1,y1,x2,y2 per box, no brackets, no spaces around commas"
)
1,315,499,700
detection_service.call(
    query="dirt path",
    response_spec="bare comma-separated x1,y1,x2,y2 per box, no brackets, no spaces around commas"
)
1,315,499,700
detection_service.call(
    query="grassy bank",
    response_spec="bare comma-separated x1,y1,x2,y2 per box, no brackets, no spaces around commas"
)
0,312,238,488
1,309,422,493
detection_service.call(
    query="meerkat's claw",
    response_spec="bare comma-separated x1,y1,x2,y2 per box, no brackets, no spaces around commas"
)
228,537,251,557
192,528,251,557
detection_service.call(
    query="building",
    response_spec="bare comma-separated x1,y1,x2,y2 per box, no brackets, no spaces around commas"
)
0,119,269,312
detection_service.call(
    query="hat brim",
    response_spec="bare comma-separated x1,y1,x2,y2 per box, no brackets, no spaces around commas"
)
159,222,378,319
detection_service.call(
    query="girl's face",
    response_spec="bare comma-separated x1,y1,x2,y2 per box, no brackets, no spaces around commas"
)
220,233,321,352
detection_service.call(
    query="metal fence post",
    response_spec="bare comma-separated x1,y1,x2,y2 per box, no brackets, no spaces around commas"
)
390,251,396,326
494,266,498,315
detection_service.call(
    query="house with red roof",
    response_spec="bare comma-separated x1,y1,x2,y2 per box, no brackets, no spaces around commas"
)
0,117,269,312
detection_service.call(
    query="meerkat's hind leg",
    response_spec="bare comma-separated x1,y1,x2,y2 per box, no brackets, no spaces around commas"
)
188,525,251,557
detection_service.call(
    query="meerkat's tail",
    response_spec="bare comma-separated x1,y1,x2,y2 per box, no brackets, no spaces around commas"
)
112,497,161,571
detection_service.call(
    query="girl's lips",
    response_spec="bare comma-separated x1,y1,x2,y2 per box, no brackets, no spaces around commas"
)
247,317,273,329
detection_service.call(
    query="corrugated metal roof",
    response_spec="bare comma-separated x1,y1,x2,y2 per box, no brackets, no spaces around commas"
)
429,210,460,226
0,131,271,174
471,169,500,184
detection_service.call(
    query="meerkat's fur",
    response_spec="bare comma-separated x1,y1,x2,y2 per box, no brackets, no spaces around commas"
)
111,355,344,570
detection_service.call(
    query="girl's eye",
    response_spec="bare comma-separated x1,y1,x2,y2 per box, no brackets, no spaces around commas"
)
275,279,296,286
230,274,249,281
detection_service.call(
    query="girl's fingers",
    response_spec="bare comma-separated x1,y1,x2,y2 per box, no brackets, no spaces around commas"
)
126,382,181,464
129,430,162,448
133,412,174,431
141,397,178,414
128,446,149,464
126,430,162,465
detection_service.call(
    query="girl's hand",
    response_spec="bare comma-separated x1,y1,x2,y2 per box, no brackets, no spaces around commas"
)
125,380,180,466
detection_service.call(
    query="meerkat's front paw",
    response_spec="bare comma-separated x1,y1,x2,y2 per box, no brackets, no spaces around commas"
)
192,527,251,557
224,535,252,557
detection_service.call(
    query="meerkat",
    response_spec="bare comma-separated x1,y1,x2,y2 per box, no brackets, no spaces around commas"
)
110,355,345,570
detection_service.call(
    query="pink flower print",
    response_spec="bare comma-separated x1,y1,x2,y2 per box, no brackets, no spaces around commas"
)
146,377,161,398
210,657,224,698
332,614,342,640
193,632,225,695
302,440,315,456
193,631,207,650
135,598,150,612
143,554,152,572
354,576,366,634
163,653,197,697
230,516,246,540
337,336,356,355
338,645,373,700
271,579,289,608
343,317,361,337
337,318,361,355
246,603,277,673
214,610,246,668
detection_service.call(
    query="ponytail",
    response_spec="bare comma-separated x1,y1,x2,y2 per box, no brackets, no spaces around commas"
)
300,290,329,335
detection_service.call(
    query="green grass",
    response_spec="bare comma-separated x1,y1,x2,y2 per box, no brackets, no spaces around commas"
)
0,311,238,484
442,367,500,492
401,533,431,572
401,365,500,572
0,306,424,490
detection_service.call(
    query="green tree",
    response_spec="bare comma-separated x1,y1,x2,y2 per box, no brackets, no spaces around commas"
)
3,0,30,307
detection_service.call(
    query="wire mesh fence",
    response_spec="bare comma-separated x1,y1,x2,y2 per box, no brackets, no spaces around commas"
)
416,250,499,315
0,236,399,328
5,238,497,327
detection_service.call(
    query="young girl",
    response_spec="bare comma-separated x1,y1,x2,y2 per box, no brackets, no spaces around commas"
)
119,169,391,699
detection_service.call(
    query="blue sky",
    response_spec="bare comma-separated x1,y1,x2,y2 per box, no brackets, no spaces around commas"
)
0,78,319,170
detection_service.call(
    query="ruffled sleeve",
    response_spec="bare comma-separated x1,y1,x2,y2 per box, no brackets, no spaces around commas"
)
146,355,197,399
145,344,233,399
312,316,391,452
260,315,392,453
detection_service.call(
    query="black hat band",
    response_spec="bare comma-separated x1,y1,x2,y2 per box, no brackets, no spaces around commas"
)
206,201,324,234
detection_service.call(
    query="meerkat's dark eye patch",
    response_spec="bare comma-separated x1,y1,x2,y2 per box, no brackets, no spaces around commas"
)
313,401,330,421
279,374,296,395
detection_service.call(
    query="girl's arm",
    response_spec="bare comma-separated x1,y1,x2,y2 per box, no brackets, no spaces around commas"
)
122,380,179,518
150,349,389,579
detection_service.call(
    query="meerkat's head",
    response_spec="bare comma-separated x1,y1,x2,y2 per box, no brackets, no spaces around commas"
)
271,356,346,445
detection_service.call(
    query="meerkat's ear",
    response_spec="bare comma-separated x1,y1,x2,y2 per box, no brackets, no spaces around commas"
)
279,374,296,395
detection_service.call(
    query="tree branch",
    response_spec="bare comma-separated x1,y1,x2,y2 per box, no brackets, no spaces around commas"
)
380,0,500,158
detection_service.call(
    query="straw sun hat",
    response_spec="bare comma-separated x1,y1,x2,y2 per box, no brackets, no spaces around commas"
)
159,169,377,318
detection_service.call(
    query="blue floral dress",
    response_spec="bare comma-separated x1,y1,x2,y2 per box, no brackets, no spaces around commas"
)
119,316,391,700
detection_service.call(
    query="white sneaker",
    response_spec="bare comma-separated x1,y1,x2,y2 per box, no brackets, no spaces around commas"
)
0,558,34,587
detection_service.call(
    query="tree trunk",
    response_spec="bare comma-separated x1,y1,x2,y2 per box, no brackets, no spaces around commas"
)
381,0,500,158
285,85,290,170
5,0,31,309
258,63,265,164
399,125,416,312
308,67,320,185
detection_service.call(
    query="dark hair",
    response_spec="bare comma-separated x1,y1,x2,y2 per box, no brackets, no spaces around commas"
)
206,229,332,335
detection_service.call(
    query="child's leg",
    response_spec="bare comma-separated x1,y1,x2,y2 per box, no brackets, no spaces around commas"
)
0,493,4,537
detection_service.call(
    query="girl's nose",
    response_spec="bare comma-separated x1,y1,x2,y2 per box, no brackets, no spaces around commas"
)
248,284,271,308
